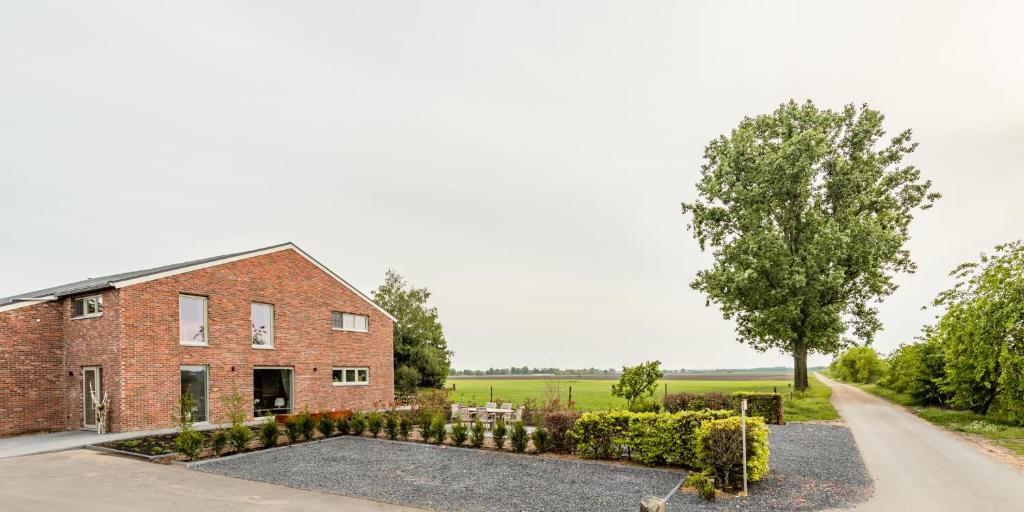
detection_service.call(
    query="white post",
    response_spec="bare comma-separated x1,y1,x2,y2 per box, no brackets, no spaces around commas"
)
741,398,748,497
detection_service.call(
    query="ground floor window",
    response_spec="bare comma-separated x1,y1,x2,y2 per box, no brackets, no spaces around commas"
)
332,367,369,386
254,367,293,416
180,365,209,423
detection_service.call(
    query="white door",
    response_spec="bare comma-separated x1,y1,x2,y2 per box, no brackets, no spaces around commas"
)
83,367,102,428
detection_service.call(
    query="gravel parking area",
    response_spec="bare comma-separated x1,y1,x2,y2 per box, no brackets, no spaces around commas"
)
193,436,684,512
670,423,873,511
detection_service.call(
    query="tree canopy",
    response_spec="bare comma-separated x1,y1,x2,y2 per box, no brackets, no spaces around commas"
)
682,100,939,390
611,360,663,408
372,269,452,394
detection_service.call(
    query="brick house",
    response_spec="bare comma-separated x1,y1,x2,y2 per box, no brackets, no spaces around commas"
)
0,243,395,436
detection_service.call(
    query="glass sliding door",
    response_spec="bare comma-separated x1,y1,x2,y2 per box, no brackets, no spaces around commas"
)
254,367,293,416
180,366,209,423
82,367,102,428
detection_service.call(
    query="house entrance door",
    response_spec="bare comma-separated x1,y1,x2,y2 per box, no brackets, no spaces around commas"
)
83,367,102,429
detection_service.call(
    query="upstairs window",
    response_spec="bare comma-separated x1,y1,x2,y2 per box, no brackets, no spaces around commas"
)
72,295,103,319
332,367,369,386
251,303,274,348
331,312,368,332
179,295,208,345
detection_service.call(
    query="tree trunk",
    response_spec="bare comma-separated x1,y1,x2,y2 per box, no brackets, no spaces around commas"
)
793,340,809,392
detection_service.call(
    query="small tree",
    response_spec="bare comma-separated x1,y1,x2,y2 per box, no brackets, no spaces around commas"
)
611,360,663,409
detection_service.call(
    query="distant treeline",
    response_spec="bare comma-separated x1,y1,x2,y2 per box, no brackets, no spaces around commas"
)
448,366,824,376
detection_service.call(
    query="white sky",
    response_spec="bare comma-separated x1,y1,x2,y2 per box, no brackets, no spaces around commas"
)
2,1,1022,371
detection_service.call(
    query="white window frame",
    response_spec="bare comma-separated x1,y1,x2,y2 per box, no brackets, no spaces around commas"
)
179,294,209,346
332,367,370,386
72,294,103,319
180,365,210,425
251,302,275,349
331,312,369,333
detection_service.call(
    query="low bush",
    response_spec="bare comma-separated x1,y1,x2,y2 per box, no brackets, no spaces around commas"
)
510,421,528,453
385,414,399,440
571,409,735,466
336,417,351,436
628,398,662,413
259,417,280,448
228,424,252,452
663,392,729,413
284,416,301,443
367,412,384,438
470,420,486,448
531,427,550,454
695,416,769,489
295,411,315,441
544,410,581,453
430,415,447,444
317,414,336,438
210,429,229,456
492,419,508,450
450,419,468,446
418,414,434,443
350,413,367,436
684,471,716,501
175,429,204,461
398,416,413,440
662,391,784,425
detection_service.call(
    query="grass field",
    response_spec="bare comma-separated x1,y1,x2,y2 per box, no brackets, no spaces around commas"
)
445,375,838,421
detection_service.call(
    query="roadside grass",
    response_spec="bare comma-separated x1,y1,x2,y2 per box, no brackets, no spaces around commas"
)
854,383,1024,456
445,377,839,421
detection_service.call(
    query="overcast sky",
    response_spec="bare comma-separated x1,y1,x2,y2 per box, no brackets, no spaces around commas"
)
2,1,1022,371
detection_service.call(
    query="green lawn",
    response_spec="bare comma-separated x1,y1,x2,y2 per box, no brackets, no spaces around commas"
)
853,383,1024,456
445,377,838,421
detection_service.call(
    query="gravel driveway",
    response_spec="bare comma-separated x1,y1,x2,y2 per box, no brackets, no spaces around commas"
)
669,423,873,511
193,436,684,512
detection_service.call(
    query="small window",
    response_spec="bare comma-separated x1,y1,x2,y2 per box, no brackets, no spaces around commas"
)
179,295,208,345
72,295,103,319
331,312,368,332
332,367,370,386
251,303,274,348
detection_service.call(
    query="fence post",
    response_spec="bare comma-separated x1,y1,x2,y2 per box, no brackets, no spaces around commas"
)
490,386,493,402
664,382,668,399
741,398,748,497
568,386,573,405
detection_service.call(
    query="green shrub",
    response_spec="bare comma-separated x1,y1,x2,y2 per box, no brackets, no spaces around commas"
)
530,427,550,454
510,421,528,453
830,346,888,384
398,416,413,440
316,414,336,438
729,393,784,425
417,414,434,442
695,416,769,489
470,420,486,448
571,409,735,466
284,416,301,443
684,471,716,501
228,424,252,452
350,413,366,436
259,417,280,448
882,338,949,406
544,410,581,453
663,392,730,413
336,417,351,436
450,419,468,446
431,415,447,444
210,429,229,456
296,411,316,441
175,429,204,460
492,419,508,450
367,412,384,438
385,414,399,440
629,398,662,413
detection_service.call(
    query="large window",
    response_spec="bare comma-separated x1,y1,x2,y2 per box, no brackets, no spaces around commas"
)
179,295,208,345
180,366,209,423
332,367,369,386
254,368,293,416
331,312,368,332
72,295,103,319
251,303,274,348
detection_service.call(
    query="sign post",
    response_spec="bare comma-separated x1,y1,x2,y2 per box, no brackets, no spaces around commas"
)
740,398,748,497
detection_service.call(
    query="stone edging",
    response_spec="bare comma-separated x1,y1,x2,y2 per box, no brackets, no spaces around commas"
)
86,444,178,462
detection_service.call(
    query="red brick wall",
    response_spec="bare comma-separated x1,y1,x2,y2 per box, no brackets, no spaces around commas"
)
59,289,125,431
0,302,63,436
117,248,394,431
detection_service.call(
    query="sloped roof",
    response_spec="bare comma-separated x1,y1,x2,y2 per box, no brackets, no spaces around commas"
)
0,243,396,321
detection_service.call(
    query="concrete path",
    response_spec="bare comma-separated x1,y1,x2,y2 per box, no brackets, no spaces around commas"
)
819,374,1024,511
0,449,420,512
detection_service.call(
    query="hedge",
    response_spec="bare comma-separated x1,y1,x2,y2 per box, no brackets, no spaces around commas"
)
663,391,784,425
571,409,734,466
695,416,770,488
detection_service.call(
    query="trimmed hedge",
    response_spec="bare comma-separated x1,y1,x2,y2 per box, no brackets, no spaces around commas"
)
663,391,784,425
571,409,734,466
695,416,770,488
543,410,581,453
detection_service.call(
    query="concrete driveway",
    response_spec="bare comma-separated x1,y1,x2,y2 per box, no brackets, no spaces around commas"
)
819,374,1024,511
0,449,419,512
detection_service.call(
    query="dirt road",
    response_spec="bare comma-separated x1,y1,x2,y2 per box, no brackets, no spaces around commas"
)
819,374,1024,511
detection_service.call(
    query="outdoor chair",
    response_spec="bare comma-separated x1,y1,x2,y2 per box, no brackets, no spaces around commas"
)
486,402,497,409
512,406,524,422
475,407,493,429
459,407,474,423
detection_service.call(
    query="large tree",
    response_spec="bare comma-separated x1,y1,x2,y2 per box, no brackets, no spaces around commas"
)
682,100,939,390
372,269,452,394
